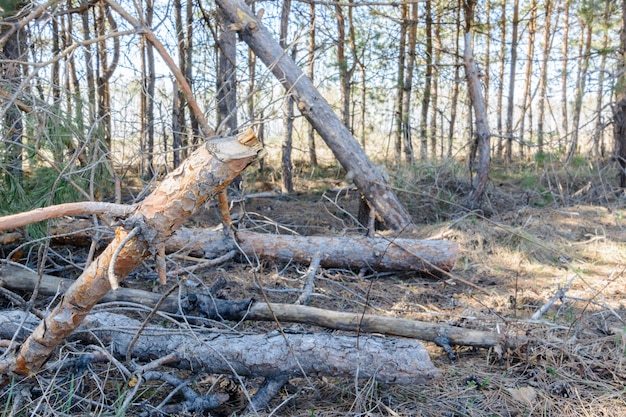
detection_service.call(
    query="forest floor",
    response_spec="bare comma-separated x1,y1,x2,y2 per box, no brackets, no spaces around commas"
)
1,159,626,416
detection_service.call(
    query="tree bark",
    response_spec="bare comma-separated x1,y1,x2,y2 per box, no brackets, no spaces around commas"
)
214,0,414,231
0,310,441,385
1,132,262,376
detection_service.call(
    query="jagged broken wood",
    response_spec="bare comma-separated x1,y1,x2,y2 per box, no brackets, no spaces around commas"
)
0,310,441,385
0,264,522,349
0,131,262,377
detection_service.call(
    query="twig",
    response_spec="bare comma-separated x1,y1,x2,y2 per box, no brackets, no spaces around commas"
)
296,252,322,305
125,280,184,363
531,275,577,320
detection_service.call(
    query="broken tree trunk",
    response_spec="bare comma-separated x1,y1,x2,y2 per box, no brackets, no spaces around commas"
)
215,0,413,231
0,310,441,385
0,131,262,377
0,265,521,349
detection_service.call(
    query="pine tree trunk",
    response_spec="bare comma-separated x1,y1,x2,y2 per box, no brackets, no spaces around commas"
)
518,0,537,160
614,0,626,187
463,1,491,209
496,0,506,159
448,4,461,158
537,0,552,155
280,0,294,193
566,21,592,163
216,5,238,135
306,1,318,166
403,0,417,164
394,4,408,162
561,0,570,151
593,1,611,158
418,0,431,162
505,0,519,162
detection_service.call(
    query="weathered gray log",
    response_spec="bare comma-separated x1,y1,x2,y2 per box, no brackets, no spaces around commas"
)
0,265,521,349
215,0,413,231
0,310,441,385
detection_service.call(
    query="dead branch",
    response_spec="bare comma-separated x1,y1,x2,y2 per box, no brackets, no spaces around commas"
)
0,202,133,232
0,131,262,377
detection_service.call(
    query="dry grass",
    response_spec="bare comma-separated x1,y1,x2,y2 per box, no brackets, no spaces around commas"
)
1,159,625,416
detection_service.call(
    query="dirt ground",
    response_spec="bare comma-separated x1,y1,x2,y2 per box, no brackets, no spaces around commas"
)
1,161,625,416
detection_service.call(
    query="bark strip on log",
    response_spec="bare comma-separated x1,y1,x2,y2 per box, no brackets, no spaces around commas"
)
0,310,441,385
215,0,414,231
0,265,521,349
1,131,262,376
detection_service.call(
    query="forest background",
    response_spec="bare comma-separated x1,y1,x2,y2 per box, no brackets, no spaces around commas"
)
1,0,626,416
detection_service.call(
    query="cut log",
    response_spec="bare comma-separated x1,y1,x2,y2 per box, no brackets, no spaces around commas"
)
0,131,262,377
0,310,441,385
0,265,522,349
215,0,414,231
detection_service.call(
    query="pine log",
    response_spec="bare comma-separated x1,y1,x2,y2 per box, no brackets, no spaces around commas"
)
172,228,459,273
0,131,262,377
0,265,521,349
0,310,441,385
215,0,414,231
44,221,458,274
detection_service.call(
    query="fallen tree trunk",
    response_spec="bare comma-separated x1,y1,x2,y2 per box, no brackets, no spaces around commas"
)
215,0,414,231
0,310,441,385
170,228,459,273
0,131,262,377
40,219,459,274
0,265,521,349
